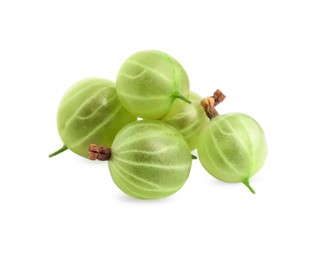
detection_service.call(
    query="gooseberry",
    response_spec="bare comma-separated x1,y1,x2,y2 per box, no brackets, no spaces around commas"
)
89,120,192,199
116,50,191,119
49,78,136,158
197,113,267,193
161,92,209,150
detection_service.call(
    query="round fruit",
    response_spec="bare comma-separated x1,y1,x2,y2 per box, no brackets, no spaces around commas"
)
49,78,136,158
197,113,267,193
116,50,191,119
162,92,209,150
101,120,192,199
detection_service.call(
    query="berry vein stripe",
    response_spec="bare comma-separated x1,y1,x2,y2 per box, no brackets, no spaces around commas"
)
235,115,255,172
118,146,173,156
111,162,161,190
123,59,170,82
111,164,180,196
114,157,189,170
70,104,123,149
114,123,177,143
202,137,231,178
114,133,176,150
117,69,146,79
179,120,201,134
116,90,168,100
61,88,107,131
124,122,172,130
163,52,180,93
111,161,181,194
209,122,245,178
168,108,196,121
110,170,144,198
59,83,104,109
181,123,201,137
218,115,250,155
76,94,117,120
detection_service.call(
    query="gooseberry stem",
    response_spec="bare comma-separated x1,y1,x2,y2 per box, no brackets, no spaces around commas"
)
201,89,226,119
173,93,191,104
49,145,68,158
89,144,111,161
242,179,256,194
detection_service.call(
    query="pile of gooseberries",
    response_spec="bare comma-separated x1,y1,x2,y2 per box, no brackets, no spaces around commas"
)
50,50,267,199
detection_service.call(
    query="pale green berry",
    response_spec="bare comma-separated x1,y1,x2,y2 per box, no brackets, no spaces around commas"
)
116,50,191,119
50,78,136,158
162,92,209,150
108,120,192,199
197,113,267,193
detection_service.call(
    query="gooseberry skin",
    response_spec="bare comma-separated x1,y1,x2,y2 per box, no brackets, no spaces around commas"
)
108,120,192,199
197,113,267,193
56,78,136,158
116,50,190,119
162,92,209,151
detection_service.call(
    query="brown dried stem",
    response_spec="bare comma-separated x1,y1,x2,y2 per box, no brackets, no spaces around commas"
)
89,144,111,161
201,89,226,119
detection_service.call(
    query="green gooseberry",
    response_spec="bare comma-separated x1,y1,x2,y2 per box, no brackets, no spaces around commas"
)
89,120,192,199
49,78,137,158
197,113,267,193
162,92,209,151
116,50,191,119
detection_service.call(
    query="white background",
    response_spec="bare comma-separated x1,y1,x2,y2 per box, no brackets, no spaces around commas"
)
1,0,316,259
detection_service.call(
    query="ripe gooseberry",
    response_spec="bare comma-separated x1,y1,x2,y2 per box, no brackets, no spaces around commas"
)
116,50,191,119
197,112,267,193
49,78,136,158
161,92,210,150
89,120,192,199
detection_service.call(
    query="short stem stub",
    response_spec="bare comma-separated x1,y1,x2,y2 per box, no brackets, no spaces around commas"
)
213,89,226,106
242,179,256,194
49,145,68,158
201,89,226,119
174,93,191,104
89,144,111,161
